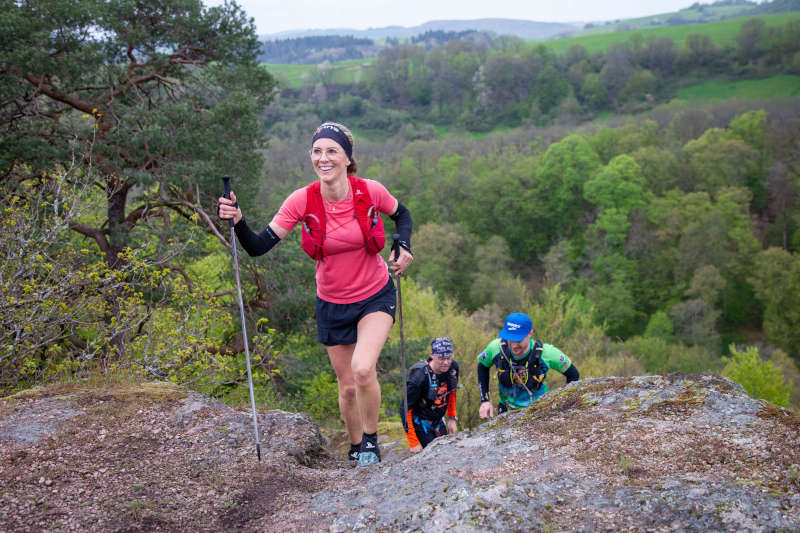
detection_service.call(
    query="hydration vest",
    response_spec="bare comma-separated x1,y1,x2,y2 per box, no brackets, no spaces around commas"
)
300,175,385,261
400,360,459,431
496,340,547,393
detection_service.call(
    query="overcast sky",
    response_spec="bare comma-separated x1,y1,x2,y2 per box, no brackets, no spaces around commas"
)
209,0,745,36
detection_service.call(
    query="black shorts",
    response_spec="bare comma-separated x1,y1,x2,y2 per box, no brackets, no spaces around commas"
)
315,276,396,346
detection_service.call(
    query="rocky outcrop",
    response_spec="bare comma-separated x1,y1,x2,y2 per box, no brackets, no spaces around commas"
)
1,374,798,532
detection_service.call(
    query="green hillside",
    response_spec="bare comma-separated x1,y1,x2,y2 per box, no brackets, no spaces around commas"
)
675,74,800,100
544,11,800,54
265,58,375,89
574,2,764,37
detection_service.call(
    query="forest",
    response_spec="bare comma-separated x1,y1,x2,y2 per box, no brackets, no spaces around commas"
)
2,0,799,433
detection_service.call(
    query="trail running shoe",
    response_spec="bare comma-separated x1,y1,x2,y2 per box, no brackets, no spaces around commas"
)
357,436,381,467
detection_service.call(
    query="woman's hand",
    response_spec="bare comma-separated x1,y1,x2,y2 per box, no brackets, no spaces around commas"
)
390,247,413,275
217,191,243,225
479,401,494,419
409,444,422,454
446,418,458,435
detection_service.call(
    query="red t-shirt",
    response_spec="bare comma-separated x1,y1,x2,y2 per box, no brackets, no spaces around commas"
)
271,178,397,303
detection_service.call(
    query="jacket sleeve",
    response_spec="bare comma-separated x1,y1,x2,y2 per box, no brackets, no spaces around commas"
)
563,364,580,383
477,362,491,402
446,392,457,418
446,361,458,418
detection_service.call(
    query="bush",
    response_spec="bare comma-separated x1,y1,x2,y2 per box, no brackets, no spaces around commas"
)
722,344,792,406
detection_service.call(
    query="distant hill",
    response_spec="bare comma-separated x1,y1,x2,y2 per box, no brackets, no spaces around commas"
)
567,0,799,38
261,18,581,42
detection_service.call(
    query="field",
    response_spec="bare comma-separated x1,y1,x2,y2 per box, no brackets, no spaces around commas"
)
675,74,800,101
543,12,800,54
264,58,375,89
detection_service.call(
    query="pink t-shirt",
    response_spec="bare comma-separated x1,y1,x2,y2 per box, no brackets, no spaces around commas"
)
270,178,397,303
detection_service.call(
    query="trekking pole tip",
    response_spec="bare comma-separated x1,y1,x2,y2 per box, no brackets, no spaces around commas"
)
256,443,262,461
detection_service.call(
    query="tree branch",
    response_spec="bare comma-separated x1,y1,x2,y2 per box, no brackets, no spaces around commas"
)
68,223,110,254
23,74,94,115
161,263,194,292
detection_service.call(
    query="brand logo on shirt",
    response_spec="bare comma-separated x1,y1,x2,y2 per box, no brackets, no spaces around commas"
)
355,188,363,195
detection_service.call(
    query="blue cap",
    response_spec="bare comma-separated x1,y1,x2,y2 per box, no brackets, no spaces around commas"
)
430,337,454,358
498,313,532,342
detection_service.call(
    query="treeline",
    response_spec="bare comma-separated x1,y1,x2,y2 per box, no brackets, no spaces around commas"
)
258,35,376,64
409,30,493,49
270,16,800,133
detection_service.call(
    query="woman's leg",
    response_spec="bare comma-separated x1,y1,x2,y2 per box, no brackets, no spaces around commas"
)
352,311,394,434
326,344,362,445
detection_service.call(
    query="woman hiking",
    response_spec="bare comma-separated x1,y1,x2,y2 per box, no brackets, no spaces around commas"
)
217,122,413,467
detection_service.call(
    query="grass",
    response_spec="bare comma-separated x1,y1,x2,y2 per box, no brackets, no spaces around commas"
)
542,12,800,54
264,58,376,89
675,74,800,101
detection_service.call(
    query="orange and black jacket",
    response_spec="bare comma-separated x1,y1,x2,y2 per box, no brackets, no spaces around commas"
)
405,360,459,448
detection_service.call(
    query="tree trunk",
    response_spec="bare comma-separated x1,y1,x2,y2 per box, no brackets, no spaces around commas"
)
104,176,131,360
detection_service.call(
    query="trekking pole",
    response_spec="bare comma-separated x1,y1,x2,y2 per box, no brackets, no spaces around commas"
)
222,176,261,462
391,234,408,434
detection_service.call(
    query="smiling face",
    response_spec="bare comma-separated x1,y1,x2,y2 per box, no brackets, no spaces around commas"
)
311,138,350,183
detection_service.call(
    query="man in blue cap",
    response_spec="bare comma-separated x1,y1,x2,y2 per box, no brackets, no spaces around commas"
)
477,313,580,418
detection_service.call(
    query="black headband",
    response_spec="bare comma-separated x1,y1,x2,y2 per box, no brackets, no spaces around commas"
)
311,124,352,159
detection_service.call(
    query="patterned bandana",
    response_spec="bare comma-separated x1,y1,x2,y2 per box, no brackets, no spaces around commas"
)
431,337,454,358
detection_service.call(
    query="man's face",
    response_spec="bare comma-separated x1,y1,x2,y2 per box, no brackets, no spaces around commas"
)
507,332,533,357
430,355,452,373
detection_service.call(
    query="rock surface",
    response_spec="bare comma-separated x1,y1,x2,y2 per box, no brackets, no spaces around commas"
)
1,374,798,532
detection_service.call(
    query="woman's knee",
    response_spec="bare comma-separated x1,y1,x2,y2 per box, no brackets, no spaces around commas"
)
352,364,376,387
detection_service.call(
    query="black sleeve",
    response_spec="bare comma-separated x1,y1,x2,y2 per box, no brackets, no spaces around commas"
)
477,362,491,402
389,202,412,255
233,218,281,257
563,364,580,383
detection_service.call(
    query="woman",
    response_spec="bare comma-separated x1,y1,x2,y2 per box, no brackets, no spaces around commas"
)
218,122,413,467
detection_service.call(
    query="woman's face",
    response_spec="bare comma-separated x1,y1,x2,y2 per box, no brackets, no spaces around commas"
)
311,138,349,182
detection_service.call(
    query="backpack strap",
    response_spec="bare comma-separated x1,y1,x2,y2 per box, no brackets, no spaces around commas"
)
300,181,326,260
349,176,385,254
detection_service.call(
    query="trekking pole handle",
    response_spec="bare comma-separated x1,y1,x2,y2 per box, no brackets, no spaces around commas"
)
221,176,237,229
222,175,231,198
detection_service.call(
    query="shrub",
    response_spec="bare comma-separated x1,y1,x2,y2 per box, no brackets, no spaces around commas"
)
722,344,792,406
